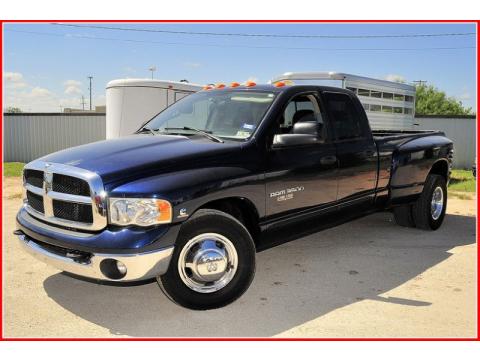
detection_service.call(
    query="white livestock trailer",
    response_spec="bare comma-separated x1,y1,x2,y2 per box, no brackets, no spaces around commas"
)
271,72,416,130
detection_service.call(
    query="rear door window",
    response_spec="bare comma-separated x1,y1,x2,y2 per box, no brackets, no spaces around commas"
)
323,92,364,140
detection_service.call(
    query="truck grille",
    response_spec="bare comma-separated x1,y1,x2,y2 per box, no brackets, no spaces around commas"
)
24,169,44,188
27,190,44,214
52,174,91,196
23,161,107,231
53,200,94,223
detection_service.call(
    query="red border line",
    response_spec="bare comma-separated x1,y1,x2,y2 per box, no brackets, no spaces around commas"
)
476,20,479,344
2,337,478,341
0,19,478,342
0,20,478,23
1,19,4,342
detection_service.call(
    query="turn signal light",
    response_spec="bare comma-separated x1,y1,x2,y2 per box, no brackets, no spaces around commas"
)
245,81,256,87
230,82,240,87
156,199,173,223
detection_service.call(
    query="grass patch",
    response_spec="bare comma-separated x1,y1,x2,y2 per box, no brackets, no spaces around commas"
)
7,193,23,199
3,162,25,177
449,191,474,200
449,169,476,192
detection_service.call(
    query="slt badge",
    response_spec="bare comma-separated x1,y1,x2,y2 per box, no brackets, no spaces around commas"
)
178,208,189,218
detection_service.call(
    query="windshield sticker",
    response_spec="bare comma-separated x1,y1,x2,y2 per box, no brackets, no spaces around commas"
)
236,130,251,138
242,123,254,130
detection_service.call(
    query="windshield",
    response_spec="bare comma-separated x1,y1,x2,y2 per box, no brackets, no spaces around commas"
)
143,91,276,140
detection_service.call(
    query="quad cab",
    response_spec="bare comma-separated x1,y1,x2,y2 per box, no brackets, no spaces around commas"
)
16,82,453,309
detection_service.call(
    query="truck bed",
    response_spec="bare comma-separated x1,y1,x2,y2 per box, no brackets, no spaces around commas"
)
373,130,446,150
372,129,444,142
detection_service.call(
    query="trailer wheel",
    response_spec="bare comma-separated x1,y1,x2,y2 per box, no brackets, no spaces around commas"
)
393,205,416,227
158,209,255,310
412,174,447,230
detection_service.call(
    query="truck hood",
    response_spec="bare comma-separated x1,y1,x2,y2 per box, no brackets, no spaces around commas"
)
39,134,243,186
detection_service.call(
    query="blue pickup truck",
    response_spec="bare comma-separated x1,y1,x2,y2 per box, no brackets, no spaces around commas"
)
15,83,453,310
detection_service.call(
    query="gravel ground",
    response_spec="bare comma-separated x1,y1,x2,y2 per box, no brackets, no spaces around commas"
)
2,177,477,338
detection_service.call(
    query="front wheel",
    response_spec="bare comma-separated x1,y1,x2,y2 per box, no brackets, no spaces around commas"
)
412,174,447,230
158,209,256,310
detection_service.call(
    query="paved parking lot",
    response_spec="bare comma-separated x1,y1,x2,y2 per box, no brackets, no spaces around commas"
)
3,177,477,338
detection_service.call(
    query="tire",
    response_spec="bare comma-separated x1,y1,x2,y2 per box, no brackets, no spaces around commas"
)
158,209,256,310
393,205,416,227
412,174,447,230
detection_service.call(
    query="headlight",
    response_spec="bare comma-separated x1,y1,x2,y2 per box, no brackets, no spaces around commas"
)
109,198,172,226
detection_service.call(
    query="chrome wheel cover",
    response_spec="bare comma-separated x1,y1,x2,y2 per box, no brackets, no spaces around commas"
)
431,186,444,220
178,233,238,293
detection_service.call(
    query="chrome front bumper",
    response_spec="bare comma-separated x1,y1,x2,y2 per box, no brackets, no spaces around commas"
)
17,233,174,282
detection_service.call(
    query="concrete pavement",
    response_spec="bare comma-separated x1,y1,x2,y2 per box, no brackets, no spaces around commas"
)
3,177,476,338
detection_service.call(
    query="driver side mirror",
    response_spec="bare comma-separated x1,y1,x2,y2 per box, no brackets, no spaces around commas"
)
272,134,318,148
272,121,320,148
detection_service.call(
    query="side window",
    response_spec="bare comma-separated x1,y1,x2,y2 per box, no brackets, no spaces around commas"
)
323,92,364,140
276,94,326,140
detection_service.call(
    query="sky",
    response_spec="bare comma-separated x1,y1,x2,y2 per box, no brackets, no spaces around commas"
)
3,22,477,112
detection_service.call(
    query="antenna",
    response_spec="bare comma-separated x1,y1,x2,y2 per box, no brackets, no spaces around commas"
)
80,95,87,111
87,76,93,110
148,66,156,79
413,80,428,86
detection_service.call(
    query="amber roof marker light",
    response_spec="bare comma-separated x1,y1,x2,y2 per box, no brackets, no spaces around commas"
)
230,82,240,88
215,83,226,89
245,81,256,87
202,85,213,90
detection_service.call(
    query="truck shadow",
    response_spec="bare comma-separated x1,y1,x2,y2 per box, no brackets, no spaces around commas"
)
43,212,476,337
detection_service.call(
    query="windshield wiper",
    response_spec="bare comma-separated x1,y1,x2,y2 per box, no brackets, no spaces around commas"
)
137,127,158,136
163,126,224,143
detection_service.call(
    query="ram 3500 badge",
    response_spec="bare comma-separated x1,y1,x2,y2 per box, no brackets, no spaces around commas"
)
270,186,305,202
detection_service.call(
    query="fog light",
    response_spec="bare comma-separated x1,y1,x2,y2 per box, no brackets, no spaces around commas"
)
116,260,127,275
100,259,128,280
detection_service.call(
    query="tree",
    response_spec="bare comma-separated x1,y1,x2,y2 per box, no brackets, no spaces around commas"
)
4,106,22,113
415,85,473,116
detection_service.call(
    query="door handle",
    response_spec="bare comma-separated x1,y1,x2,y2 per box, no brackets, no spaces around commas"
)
320,155,337,166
